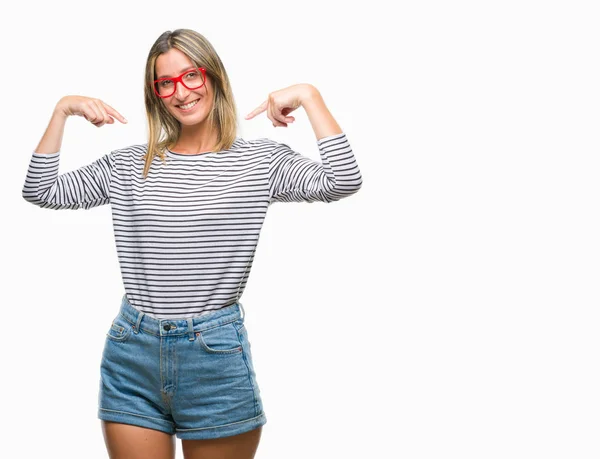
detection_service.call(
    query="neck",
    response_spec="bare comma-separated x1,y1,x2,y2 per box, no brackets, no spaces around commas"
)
173,125,219,154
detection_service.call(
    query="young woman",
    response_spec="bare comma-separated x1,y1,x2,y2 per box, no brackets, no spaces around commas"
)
22,29,362,459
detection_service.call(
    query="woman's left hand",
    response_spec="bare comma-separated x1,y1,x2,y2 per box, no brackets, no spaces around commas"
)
245,84,314,127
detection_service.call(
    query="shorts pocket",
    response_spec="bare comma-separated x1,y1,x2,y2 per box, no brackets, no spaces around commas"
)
106,313,133,343
197,318,244,354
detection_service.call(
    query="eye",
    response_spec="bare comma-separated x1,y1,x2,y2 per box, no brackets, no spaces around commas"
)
185,71,199,79
160,80,173,87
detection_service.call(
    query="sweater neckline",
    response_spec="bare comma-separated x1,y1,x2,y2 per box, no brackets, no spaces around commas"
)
166,148,222,160
165,137,241,160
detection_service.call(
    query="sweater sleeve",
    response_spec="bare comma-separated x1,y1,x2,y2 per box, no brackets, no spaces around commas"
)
268,132,362,204
22,150,114,210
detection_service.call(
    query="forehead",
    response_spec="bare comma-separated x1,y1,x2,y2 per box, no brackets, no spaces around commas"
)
155,48,196,79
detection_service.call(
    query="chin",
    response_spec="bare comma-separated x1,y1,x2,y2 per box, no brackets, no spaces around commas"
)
177,116,207,126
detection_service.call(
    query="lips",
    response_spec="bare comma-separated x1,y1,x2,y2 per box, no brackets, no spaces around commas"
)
176,97,201,109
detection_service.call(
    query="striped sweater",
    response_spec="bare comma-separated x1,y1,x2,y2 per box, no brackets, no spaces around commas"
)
22,132,362,318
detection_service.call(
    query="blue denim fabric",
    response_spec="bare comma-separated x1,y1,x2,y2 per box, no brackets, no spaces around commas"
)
98,294,267,440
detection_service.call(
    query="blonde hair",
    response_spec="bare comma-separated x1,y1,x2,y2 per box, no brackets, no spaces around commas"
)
142,29,238,178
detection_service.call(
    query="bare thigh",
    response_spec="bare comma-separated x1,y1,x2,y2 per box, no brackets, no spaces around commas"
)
101,420,176,459
182,425,263,459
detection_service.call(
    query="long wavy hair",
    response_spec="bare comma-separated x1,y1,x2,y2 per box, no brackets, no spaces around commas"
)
141,29,238,178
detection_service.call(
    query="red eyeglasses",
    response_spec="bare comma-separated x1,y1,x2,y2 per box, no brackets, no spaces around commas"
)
153,67,207,98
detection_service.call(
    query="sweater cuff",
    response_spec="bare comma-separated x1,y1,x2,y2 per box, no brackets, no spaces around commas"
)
32,150,60,158
316,132,346,146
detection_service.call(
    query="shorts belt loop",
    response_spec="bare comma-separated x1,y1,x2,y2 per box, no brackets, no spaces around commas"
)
239,301,245,320
134,311,144,334
187,318,195,341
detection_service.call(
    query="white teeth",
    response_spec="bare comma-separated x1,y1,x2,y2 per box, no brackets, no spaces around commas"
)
177,99,200,110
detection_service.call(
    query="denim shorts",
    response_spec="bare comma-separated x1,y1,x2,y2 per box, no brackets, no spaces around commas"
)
98,294,267,440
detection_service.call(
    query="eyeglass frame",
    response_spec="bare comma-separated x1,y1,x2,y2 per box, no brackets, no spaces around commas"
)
153,67,207,98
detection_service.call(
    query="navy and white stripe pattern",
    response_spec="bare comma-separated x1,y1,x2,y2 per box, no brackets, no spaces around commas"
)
22,132,362,318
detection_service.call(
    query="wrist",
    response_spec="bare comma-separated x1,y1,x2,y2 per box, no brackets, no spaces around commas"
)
54,99,69,119
299,84,320,105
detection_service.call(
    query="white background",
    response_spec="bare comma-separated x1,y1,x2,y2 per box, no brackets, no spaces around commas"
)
2,0,600,458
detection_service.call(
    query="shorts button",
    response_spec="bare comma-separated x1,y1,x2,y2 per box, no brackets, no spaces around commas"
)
163,324,171,331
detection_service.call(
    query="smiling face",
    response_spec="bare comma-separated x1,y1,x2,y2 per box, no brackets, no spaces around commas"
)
154,48,214,127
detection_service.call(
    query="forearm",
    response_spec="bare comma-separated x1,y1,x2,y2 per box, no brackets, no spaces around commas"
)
300,85,343,141
35,101,68,154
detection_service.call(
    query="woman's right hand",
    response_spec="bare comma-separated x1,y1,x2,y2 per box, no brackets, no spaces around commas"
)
56,95,128,127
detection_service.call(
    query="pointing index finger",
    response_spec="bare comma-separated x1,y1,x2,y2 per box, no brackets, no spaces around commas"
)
245,100,268,120
102,102,128,123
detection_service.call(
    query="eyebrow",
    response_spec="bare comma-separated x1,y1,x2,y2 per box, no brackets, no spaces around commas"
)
157,66,197,79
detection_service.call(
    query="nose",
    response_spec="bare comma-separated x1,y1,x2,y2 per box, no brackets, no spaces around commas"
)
174,81,190,100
